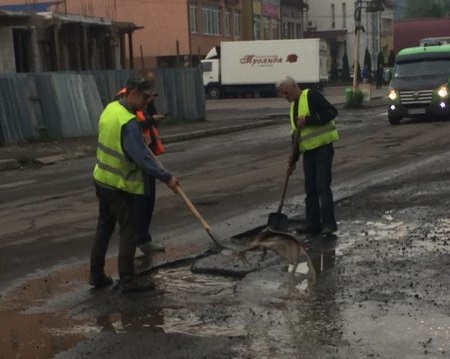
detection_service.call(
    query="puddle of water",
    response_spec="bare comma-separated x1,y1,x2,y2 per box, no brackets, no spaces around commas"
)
0,259,117,359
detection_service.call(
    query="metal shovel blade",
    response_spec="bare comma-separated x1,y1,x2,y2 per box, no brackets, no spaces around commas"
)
267,212,289,232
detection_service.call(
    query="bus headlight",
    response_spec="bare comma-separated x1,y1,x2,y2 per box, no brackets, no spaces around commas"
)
388,89,398,101
437,85,448,98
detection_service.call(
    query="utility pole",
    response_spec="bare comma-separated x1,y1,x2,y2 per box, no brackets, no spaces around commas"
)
352,0,385,91
353,0,363,91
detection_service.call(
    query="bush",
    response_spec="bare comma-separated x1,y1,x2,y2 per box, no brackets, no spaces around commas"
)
345,88,364,108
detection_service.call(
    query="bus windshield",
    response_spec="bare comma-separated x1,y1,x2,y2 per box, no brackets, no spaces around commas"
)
393,59,450,78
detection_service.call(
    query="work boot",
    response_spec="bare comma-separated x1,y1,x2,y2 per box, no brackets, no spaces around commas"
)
118,276,156,293
89,272,113,288
137,242,165,255
295,223,321,234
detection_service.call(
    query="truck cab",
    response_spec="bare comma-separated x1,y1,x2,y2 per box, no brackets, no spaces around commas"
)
201,46,222,99
388,44,450,125
201,58,221,99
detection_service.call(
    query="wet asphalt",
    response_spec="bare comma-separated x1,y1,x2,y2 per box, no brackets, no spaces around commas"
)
1,149,449,359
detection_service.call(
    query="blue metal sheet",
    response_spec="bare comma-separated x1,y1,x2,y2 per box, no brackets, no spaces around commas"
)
0,1,61,13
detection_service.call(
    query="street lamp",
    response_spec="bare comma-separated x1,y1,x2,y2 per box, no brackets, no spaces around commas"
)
352,0,385,91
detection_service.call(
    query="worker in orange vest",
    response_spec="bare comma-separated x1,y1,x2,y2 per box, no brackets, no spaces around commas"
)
116,75,167,256
115,87,165,155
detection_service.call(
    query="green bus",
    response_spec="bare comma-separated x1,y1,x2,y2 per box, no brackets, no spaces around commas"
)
387,44,450,125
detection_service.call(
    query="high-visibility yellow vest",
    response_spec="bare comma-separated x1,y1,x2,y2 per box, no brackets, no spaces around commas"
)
290,89,339,154
93,101,145,195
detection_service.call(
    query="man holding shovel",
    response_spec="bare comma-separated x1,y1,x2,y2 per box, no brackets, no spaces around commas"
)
89,76,178,292
277,76,339,236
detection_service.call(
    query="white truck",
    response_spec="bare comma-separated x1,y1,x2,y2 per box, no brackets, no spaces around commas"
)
201,38,329,99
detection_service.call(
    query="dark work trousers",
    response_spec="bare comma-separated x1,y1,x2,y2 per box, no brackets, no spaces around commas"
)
90,182,138,279
302,143,337,229
135,176,156,246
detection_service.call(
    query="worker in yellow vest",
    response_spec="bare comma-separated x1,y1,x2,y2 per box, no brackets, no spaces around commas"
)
90,76,178,293
115,82,166,256
277,76,339,237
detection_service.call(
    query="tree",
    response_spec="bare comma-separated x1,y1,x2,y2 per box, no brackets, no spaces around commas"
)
405,0,447,18
364,48,372,81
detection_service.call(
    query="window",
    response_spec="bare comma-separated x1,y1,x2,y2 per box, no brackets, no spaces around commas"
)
189,3,198,33
234,11,241,37
287,22,294,38
263,17,270,39
253,15,261,40
202,5,220,35
342,3,346,28
331,3,335,29
272,19,280,39
296,23,302,38
201,62,212,73
224,10,231,36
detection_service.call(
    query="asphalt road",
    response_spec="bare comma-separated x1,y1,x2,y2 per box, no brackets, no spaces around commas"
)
0,103,449,358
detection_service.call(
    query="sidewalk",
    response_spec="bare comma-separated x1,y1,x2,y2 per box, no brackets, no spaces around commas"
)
0,85,388,171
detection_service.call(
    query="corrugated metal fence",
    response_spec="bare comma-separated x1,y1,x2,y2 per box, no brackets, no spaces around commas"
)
0,68,205,145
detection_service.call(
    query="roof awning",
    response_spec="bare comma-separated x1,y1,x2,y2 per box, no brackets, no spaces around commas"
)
40,11,112,26
0,9,30,16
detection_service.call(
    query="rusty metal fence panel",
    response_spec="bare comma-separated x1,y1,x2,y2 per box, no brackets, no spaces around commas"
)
0,68,205,145
0,74,42,144
34,73,103,138
82,70,136,106
154,68,206,122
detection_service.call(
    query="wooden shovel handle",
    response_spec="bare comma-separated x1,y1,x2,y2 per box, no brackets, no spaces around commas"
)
278,128,301,213
176,185,211,232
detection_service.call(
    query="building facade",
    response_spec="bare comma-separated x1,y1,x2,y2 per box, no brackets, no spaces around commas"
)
303,0,394,74
0,2,137,73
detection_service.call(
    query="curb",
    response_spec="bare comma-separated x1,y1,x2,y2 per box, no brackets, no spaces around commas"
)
163,119,278,143
0,98,386,171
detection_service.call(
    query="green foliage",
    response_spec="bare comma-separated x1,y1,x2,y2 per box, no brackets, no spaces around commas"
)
342,52,350,81
345,88,364,108
405,0,449,18
364,48,372,81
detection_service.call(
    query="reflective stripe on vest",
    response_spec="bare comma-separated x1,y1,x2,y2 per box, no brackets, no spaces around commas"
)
290,89,339,154
93,101,145,195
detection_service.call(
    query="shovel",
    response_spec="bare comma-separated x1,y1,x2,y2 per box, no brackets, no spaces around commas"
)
146,149,226,251
267,127,301,231
175,185,226,250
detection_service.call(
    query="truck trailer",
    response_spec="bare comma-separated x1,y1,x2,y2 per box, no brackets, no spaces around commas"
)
201,38,329,99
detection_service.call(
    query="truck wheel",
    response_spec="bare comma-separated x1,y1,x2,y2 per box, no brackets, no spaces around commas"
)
388,114,401,125
207,87,221,99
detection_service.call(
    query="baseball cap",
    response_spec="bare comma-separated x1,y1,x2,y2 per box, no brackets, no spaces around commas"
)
126,76,153,95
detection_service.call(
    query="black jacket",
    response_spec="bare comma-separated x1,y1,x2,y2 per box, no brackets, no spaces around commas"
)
293,89,338,126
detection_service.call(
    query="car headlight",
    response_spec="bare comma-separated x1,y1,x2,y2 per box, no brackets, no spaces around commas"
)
437,85,448,98
388,89,398,101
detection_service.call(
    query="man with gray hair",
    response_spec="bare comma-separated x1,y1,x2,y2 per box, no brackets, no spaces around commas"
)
277,76,339,237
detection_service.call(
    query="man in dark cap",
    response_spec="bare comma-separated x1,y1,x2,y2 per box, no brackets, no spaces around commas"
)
89,76,178,293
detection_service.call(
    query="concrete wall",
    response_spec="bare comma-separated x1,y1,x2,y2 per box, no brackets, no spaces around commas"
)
0,27,16,73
